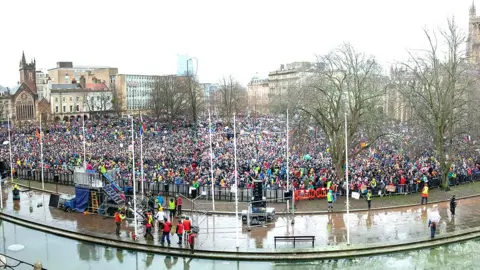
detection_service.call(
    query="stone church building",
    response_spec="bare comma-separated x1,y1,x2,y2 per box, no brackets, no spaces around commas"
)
6,52,50,122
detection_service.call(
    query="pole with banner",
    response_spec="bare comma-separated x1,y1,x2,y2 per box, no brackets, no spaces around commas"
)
208,109,215,211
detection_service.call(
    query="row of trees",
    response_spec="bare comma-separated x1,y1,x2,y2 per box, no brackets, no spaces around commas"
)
146,74,247,125
291,18,478,189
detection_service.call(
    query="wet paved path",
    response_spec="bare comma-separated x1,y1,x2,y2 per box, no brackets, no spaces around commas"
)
2,183,480,253
11,178,480,213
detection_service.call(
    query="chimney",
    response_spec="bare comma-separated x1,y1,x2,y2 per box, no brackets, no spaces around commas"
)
79,75,86,88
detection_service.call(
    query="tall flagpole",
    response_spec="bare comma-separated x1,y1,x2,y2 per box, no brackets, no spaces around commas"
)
208,109,215,211
286,109,291,215
345,109,350,245
82,115,86,169
233,113,239,249
131,116,138,239
7,116,13,185
40,116,44,190
140,113,144,199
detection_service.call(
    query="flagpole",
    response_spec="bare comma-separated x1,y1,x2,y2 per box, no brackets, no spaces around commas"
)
233,113,239,249
286,109,291,217
208,109,215,211
345,110,350,245
131,115,138,239
7,116,13,185
82,115,86,169
40,116,44,190
140,113,144,200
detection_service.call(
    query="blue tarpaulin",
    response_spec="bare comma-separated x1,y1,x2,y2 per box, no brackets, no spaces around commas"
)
74,187,90,212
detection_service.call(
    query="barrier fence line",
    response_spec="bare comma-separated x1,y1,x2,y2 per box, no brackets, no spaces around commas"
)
12,168,480,202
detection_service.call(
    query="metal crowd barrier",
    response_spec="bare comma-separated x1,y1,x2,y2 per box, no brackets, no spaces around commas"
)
13,168,480,202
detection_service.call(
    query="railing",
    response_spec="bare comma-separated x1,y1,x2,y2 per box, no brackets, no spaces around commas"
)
14,168,480,202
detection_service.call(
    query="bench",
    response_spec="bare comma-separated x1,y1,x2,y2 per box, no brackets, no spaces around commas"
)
274,236,315,248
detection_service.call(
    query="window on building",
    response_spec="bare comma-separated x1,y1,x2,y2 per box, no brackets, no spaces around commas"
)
97,96,100,101
69,105,72,112
55,97,58,102
70,97,73,102
55,106,58,113
62,97,65,102
63,106,66,112
76,105,80,112
76,97,80,102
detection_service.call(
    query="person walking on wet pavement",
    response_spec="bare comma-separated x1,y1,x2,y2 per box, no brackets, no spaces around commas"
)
327,189,333,212
168,198,176,220
161,217,172,246
188,232,197,253
366,189,372,210
176,218,184,245
143,211,154,240
183,216,192,240
114,208,126,236
450,195,457,216
428,205,441,239
176,195,183,217
421,184,429,205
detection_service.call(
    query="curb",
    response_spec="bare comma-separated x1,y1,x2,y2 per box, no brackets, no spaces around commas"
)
10,181,480,216
1,210,480,261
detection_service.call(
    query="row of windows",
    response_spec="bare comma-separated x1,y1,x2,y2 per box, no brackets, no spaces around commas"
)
55,105,80,113
54,96,110,103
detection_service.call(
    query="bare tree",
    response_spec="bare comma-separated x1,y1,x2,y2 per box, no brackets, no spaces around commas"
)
399,18,475,189
150,75,188,124
110,82,124,116
298,43,387,177
217,75,247,121
83,91,112,113
186,75,203,125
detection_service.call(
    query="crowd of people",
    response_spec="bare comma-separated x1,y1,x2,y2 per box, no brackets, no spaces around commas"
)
1,114,479,198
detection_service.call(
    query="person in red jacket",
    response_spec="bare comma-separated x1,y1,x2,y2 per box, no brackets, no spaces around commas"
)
114,208,125,236
183,216,192,240
161,217,172,246
176,195,183,217
188,232,197,253
176,218,184,245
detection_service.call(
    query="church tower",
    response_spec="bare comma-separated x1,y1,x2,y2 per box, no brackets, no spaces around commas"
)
19,51,37,93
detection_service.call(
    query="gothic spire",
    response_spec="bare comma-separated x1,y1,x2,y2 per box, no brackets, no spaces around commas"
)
470,0,476,17
20,51,26,68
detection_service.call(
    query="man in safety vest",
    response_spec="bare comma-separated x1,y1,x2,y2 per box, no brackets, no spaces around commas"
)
366,189,372,210
168,198,176,220
421,185,429,205
144,211,154,239
183,216,192,239
114,208,126,236
327,190,333,212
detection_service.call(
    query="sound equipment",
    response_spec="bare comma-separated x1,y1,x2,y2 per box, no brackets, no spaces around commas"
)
284,191,292,199
49,194,60,208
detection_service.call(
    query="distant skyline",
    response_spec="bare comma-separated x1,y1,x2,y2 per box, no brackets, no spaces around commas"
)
0,0,473,87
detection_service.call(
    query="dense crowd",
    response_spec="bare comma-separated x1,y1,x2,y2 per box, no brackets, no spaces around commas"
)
1,115,479,195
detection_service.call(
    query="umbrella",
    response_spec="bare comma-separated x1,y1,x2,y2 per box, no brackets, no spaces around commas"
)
429,211,441,223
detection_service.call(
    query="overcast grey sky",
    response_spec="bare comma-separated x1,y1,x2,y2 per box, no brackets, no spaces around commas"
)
0,0,473,87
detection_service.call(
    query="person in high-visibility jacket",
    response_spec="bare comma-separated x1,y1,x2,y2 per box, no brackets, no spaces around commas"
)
366,189,372,210
114,209,126,235
327,190,333,212
421,185,429,205
168,198,176,220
